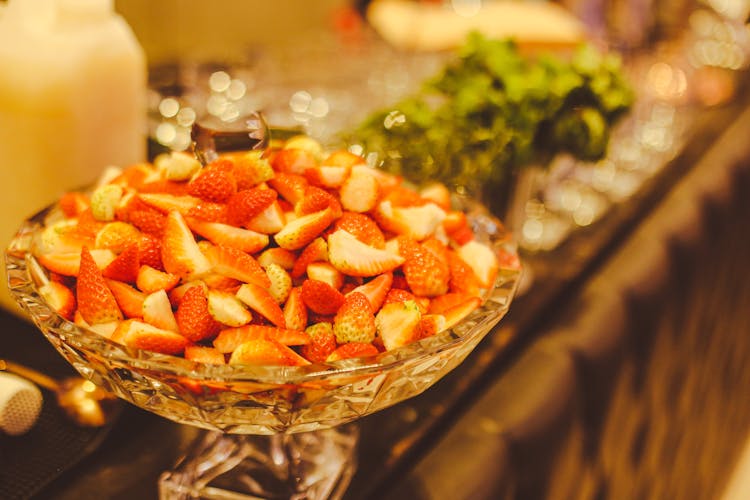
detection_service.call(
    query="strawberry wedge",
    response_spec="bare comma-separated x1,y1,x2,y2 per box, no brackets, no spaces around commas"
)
328,229,404,277
213,324,310,353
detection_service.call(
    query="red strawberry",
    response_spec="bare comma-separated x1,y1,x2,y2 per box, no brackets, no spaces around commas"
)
416,314,446,340
94,221,141,253
187,217,269,254
59,192,89,217
272,148,317,175
304,165,350,189
443,210,474,246
175,285,221,342
161,211,212,278
101,243,140,283
213,324,309,353
39,280,76,320
347,272,392,312
203,244,270,287
333,212,385,248
274,207,335,251
326,342,379,362
300,322,336,364
136,265,180,294
322,150,366,168
291,237,328,278
339,166,379,213
268,172,307,205
441,297,482,331
226,188,277,227
398,237,449,297
35,249,115,277
187,201,228,223
139,179,191,196
73,208,104,239
300,279,344,315
139,193,201,214
305,262,343,290
235,283,286,327
375,300,422,351
230,152,274,190
76,247,123,325
446,250,481,296
295,186,342,218
257,247,297,271
228,339,310,366
138,233,164,271
283,287,308,332
106,279,146,318
428,292,474,314
188,163,237,203
383,288,429,313
142,289,179,332
455,240,499,288
244,201,285,234
333,292,376,344
129,209,167,237
184,345,226,364
116,319,188,355
327,230,404,277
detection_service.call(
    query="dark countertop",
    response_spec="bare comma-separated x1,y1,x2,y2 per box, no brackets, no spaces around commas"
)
4,79,750,500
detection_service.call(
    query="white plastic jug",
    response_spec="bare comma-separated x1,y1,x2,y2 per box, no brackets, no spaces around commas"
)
0,0,147,313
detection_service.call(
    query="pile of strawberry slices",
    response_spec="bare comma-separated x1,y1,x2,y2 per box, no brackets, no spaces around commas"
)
32,135,506,367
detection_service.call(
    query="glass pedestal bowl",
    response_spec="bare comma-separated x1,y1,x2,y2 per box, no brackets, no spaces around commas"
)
6,196,521,499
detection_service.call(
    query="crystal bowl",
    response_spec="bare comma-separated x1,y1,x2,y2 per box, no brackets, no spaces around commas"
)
6,198,521,436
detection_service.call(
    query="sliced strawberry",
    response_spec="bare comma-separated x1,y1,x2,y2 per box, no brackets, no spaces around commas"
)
419,182,452,210
416,314,446,340
268,172,307,205
283,287,308,332
230,151,274,190
326,342,379,362
442,296,482,331
187,201,228,223
300,322,336,364
322,150,366,168
398,237,450,297
39,280,76,320
138,233,164,271
333,292,376,344
188,162,237,203
138,179,191,196
203,244,270,287
456,240,499,288
327,229,404,277
333,212,385,249
295,186,343,218
235,283,286,328
175,285,221,342
306,262,343,290
291,237,329,279
161,211,212,279
186,217,269,254
59,191,90,217
168,281,207,307
136,265,180,294
300,279,345,315
117,320,188,355
142,289,179,332
129,209,167,237
375,300,422,351
265,263,292,304
446,250,482,296
72,208,105,239
428,292,475,314
76,247,123,325
244,201,285,234
272,148,318,175
380,184,428,207
185,345,226,364
35,249,115,277
339,166,379,213
443,210,474,246
94,221,141,253
383,288,429,314
101,243,140,283
228,339,310,366
213,324,309,353
207,289,253,327
374,201,446,241
348,272,392,312
257,247,297,271
274,207,334,251
106,279,146,318
139,193,201,214
226,188,277,227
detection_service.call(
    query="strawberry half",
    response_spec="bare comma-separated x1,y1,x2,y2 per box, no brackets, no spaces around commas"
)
203,244,270,288
226,188,277,227
116,320,189,355
274,207,334,251
175,285,221,342
213,324,310,353
161,211,212,279
39,280,76,320
327,229,404,277
228,339,310,366
142,289,179,332
333,292,376,344
136,265,180,294
300,322,336,364
188,162,237,203
186,217,269,254
333,212,385,249
291,237,328,279
398,237,450,297
107,279,146,319
207,289,253,327
268,172,307,205
76,247,123,325
102,243,140,283
295,186,343,218
235,283,286,327
300,279,345,315
375,300,422,351
283,287,308,332
456,240,499,288
347,272,392,312
184,345,226,364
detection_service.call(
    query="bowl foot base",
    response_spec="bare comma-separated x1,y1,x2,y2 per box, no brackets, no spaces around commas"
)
159,425,359,499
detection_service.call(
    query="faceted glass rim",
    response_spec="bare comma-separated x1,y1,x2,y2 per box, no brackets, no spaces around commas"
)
5,197,521,386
